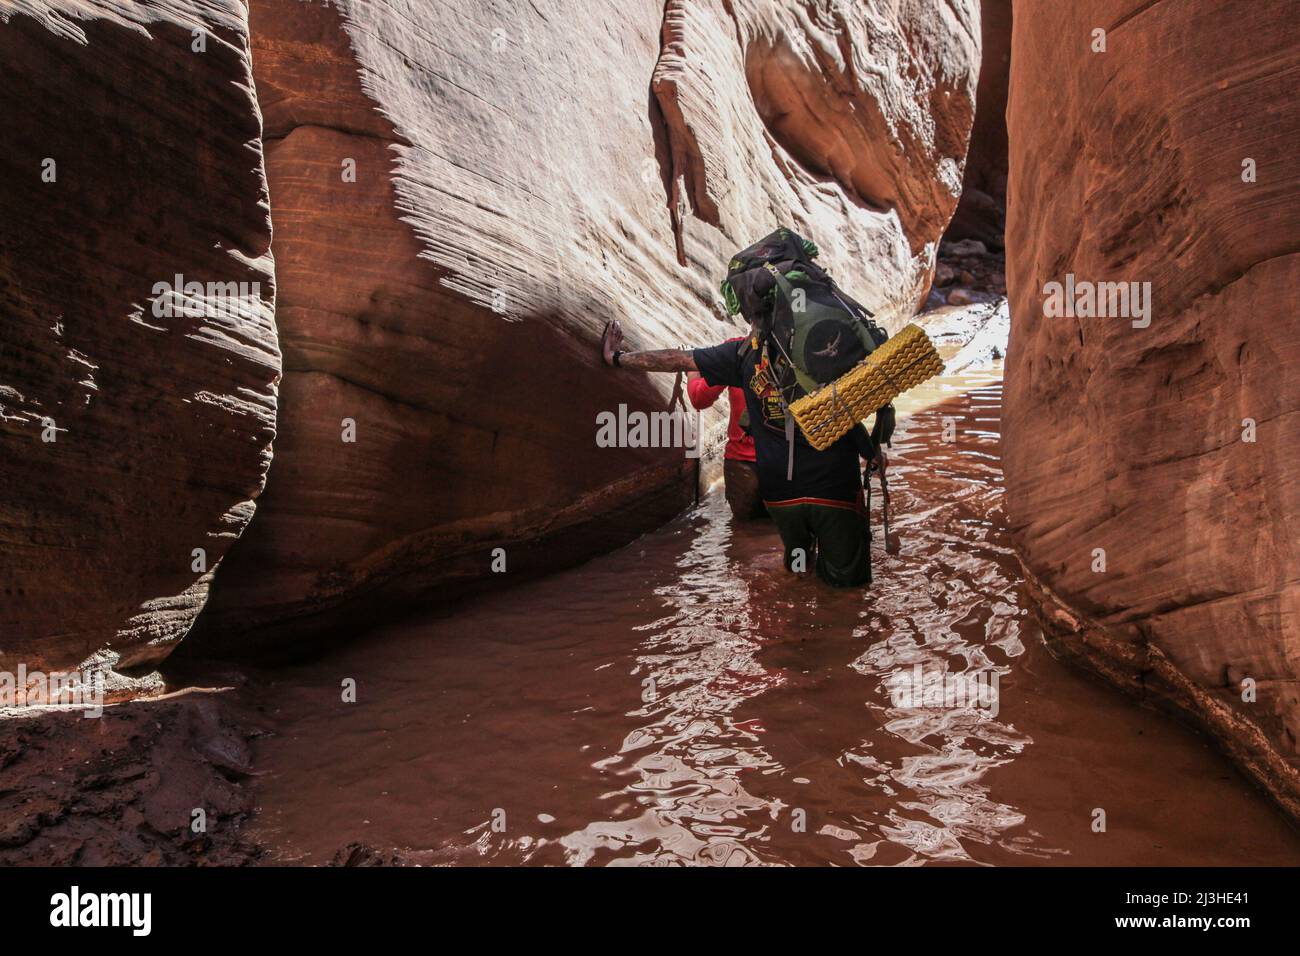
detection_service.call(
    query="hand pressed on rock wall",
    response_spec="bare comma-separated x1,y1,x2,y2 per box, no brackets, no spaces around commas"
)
601,319,699,373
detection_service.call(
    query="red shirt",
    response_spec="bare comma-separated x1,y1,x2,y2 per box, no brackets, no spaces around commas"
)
687,337,756,462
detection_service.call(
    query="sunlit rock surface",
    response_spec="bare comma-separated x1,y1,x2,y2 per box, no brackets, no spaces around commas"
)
192,0,980,653
0,1,279,674
1002,0,1300,815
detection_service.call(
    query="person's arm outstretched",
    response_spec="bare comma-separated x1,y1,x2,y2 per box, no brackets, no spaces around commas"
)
601,319,698,372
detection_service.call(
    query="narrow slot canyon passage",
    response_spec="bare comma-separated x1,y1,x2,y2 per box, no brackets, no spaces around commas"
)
2,0,1297,888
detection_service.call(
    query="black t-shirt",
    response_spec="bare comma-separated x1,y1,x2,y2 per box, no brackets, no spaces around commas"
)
693,339,868,504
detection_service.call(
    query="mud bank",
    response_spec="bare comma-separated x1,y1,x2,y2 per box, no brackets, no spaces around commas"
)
0,687,265,865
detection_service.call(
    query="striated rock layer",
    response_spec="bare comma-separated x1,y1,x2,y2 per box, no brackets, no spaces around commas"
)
191,0,980,653
1003,1,1300,816
0,2,279,675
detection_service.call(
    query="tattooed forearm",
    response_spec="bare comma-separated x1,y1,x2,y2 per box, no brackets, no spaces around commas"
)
618,348,698,372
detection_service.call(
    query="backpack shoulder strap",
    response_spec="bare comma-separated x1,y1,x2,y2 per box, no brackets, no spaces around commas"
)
831,280,875,320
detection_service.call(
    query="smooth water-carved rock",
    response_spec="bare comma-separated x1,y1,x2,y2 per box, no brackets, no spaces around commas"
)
191,0,979,653
0,1,279,675
656,0,979,294
1003,0,1300,816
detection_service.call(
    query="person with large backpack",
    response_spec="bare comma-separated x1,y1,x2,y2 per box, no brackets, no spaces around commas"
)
601,227,894,588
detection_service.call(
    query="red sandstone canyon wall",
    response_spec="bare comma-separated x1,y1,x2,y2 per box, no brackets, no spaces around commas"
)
190,0,981,652
1003,0,1300,814
0,2,279,677
1,0,980,666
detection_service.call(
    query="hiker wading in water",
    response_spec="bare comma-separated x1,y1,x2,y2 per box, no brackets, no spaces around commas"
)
601,228,893,588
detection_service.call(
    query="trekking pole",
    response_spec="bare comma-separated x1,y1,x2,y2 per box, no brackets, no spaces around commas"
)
873,446,897,555
879,462,891,543
864,452,889,540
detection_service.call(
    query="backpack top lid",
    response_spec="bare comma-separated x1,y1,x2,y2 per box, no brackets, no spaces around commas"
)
720,227,820,328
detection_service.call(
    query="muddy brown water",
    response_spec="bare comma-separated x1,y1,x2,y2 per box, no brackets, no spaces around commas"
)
238,368,1300,866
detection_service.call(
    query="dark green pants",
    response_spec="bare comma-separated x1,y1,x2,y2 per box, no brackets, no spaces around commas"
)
765,497,871,588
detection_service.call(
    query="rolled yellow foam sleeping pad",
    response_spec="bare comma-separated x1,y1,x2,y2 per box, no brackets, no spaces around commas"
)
789,323,944,451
